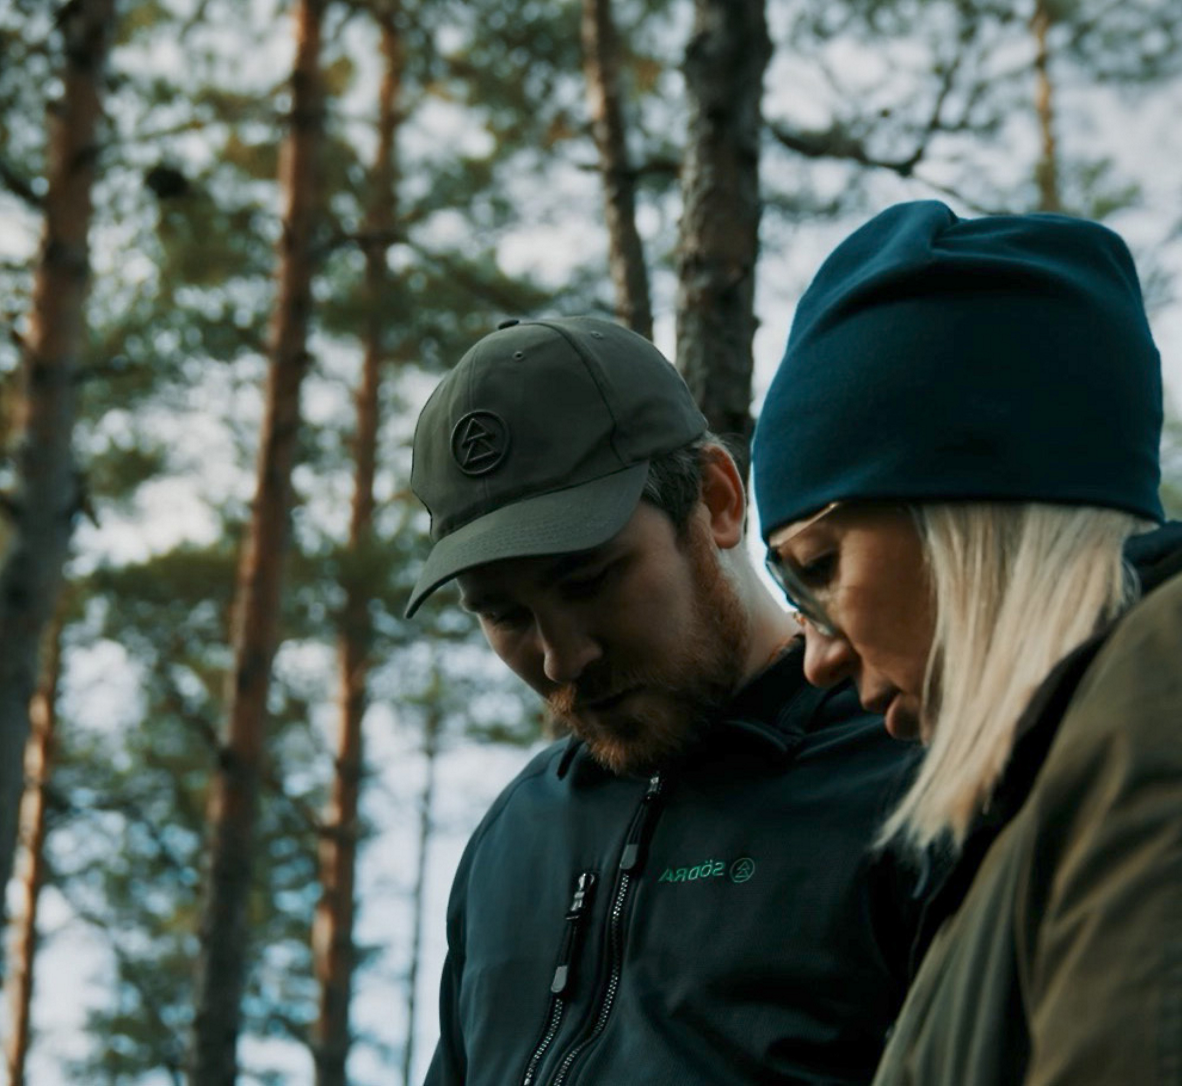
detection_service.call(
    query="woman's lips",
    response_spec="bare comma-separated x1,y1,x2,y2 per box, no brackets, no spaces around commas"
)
861,689,912,739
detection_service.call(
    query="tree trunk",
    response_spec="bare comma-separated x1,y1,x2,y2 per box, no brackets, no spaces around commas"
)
401,698,442,1086
188,2,327,1082
674,0,771,460
4,611,64,1086
0,0,113,941
581,0,653,339
312,6,402,1085
1031,0,1061,212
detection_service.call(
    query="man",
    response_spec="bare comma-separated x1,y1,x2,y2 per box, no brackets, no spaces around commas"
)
407,317,924,1086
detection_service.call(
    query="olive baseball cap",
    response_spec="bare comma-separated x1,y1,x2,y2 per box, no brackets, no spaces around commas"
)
406,317,708,617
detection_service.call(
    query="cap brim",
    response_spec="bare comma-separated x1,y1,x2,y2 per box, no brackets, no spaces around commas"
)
405,462,650,617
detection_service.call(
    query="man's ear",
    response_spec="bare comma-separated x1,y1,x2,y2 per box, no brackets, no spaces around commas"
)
699,445,746,550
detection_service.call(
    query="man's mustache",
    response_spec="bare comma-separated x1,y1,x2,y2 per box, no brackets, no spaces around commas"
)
547,665,666,715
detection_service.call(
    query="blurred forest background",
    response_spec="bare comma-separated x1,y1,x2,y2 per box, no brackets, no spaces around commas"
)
1,0,1181,1083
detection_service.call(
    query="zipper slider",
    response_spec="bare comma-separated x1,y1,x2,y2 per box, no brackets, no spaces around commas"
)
566,870,594,919
620,772,663,872
551,871,597,995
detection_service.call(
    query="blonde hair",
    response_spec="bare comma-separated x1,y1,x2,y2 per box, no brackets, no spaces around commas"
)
879,502,1146,856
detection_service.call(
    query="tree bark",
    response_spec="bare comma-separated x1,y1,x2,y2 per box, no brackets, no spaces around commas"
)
188,1,327,1082
581,0,653,339
0,0,114,942
674,0,771,459
4,611,64,1086
1031,0,1061,212
312,6,402,1085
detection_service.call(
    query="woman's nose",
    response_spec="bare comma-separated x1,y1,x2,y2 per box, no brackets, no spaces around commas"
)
801,625,856,689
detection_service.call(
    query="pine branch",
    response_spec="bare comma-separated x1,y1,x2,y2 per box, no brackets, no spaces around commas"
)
178,0,213,42
0,157,43,209
1065,0,1137,52
58,887,189,1081
405,239,544,313
571,153,681,183
161,679,327,836
265,1008,312,1048
633,153,681,181
768,119,926,176
0,492,19,524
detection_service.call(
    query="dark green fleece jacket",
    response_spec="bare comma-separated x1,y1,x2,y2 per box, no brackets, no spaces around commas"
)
425,648,926,1086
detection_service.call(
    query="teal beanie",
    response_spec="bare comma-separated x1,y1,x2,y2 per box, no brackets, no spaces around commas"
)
753,201,1164,538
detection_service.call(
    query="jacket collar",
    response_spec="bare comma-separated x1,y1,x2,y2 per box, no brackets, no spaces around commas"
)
1126,520,1182,592
908,631,1106,967
717,641,851,758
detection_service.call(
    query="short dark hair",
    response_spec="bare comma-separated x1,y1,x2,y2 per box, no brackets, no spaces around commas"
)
642,432,746,534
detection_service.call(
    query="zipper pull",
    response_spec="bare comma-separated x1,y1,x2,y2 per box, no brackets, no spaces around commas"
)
551,871,597,995
620,772,663,873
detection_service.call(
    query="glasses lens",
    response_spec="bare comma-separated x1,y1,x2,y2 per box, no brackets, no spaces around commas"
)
764,550,836,637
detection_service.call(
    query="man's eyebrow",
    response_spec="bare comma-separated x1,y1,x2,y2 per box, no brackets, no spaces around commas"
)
459,584,511,613
460,541,624,612
537,544,618,589
458,592,489,613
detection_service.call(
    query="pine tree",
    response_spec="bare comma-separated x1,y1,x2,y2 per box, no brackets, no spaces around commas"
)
189,0,331,1079
54,544,326,1084
676,0,772,452
764,0,1182,218
311,5,403,1082
582,0,654,337
0,0,117,936
3,606,65,1086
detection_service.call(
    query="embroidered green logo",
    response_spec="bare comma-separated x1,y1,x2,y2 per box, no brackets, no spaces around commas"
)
729,857,755,884
657,856,756,885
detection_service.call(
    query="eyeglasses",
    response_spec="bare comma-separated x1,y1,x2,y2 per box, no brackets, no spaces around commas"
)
764,501,841,638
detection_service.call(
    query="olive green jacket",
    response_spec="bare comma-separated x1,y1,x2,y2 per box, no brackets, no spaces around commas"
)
874,565,1182,1086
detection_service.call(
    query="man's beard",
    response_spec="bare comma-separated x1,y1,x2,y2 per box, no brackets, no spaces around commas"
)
545,522,750,776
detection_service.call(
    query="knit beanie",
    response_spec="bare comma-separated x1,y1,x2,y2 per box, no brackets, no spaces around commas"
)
753,200,1164,538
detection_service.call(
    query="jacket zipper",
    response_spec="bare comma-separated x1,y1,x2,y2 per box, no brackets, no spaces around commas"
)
521,871,598,1086
548,772,665,1086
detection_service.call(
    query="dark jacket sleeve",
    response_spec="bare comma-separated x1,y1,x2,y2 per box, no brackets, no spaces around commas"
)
423,949,464,1085
422,746,562,1085
422,834,476,1085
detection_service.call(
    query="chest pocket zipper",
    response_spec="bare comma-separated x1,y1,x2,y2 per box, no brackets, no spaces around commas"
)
521,871,598,1086
549,773,665,1086
522,772,666,1086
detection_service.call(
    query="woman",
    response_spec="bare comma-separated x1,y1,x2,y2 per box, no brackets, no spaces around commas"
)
751,200,1182,1085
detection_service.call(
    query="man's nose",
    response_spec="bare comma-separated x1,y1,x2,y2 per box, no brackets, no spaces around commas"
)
537,613,602,685
801,626,855,689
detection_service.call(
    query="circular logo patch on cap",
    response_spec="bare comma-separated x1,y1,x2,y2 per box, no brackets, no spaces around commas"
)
451,411,510,475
